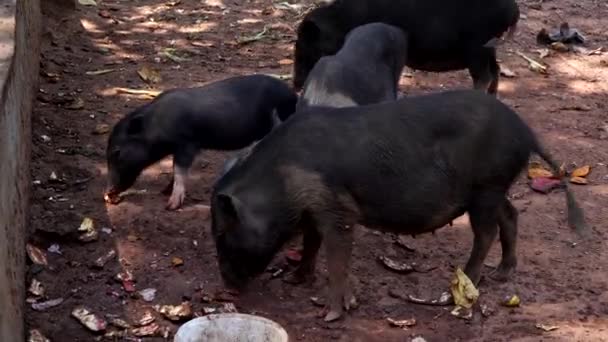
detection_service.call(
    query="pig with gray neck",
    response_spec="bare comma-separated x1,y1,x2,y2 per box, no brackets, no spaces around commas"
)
293,0,520,95
211,90,586,322
296,22,407,110
104,74,297,210
219,23,407,179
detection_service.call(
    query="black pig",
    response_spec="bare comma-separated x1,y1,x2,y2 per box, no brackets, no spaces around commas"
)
292,0,519,95
211,90,586,322
297,22,407,109
104,74,297,210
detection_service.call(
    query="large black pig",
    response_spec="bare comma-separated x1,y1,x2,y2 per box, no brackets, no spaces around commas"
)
292,0,519,95
211,90,586,322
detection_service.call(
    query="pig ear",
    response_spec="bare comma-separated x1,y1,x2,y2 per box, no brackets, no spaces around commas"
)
299,19,320,40
126,116,144,135
217,193,241,222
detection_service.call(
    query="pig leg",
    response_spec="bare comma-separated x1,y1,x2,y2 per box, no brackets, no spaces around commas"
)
489,199,518,282
166,149,196,211
464,192,501,285
467,47,497,96
161,176,174,195
283,224,322,284
486,49,500,95
322,221,356,322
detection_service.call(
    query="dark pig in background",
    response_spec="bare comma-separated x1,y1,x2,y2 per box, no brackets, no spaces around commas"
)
292,0,519,95
211,90,586,322
296,22,407,110
104,74,297,210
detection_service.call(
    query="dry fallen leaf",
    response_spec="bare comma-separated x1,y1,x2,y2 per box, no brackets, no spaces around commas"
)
26,244,48,266
528,164,554,179
378,255,414,273
72,307,107,332
550,42,570,52
450,268,479,309
278,58,294,65
537,48,550,59
171,257,184,267
501,294,521,307
78,0,97,6
569,176,588,185
571,165,590,178
387,317,417,328
86,69,115,76
157,302,193,321
517,52,548,74
499,66,517,78
536,323,559,332
28,278,45,297
28,329,50,342
92,123,111,135
66,98,85,110
138,66,161,84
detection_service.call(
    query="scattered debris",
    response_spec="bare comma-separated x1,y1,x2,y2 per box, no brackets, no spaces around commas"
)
85,69,115,76
530,177,562,194
535,323,559,332
136,311,156,326
157,302,193,321
387,317,417,329
394,236,416,252
78,0,97,6
32,298,64,311
310,296,325,307
550,42,570,52
570,165,591,185
116,270,136,292
537,23,586,46
94,250,116,268
92,123,111,135
528,162,554,179
26,244,48,266
265,73,292,81
40,135,51,143
451,305,473,320
28,279,45,297
132,323,160,337
101,227,113,235
28,329,50,342
219,302,238,313
378,255,414,273
78,217,99,242
161,48,190,63
237,26,269,45
171,257,184,267
501,294,521,307
480,304,494,317
47,244,62,255
139,288,157,302
137,66,162,84
411,337,427,342
107,316,131,329
517,52,548,74
537,48,550,59
203,307,217,314
72,307,107,332
450,268,479,309
406,292,452,306
499,65,517,78
48,171,59,182
278,58,293,65
115,87,161,98
214,289,239,302
570,176,588,185
66,98,85,110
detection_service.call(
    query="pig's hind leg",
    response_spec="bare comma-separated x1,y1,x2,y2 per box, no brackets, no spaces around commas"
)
165,148,197,210
283,216,322,285
467,47,499,96
489,198,518,282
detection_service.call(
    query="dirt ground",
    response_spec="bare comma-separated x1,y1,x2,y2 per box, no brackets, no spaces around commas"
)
25,0,608,341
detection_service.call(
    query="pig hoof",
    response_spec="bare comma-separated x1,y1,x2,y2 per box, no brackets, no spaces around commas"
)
324,310,343,322
488,266,513,282
166,194,185,210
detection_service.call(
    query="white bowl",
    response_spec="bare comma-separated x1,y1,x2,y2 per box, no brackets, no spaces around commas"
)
174,313,289,342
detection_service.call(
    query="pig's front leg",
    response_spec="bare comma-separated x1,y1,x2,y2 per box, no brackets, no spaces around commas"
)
283,224,322,285
322,220,357,322
166,149,196,211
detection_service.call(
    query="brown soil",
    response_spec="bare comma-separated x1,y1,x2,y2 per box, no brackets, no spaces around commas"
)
26,0,608,341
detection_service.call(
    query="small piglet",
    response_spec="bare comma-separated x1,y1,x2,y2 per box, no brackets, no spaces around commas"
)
104,74,297,210
211,89,586,322
297,22,407,109
293,0,519,95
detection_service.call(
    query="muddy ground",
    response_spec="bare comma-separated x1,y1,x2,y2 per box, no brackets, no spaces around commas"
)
25,0,608,341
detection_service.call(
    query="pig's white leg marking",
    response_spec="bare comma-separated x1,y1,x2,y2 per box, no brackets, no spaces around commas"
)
166,162,188,210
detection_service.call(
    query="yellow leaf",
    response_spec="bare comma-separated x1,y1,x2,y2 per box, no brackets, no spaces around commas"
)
172,257,184,267
501,294,521,307
450,268,479,309
137,66,162,84
528,164,554,179
569,176,588,185
571,165,590,178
